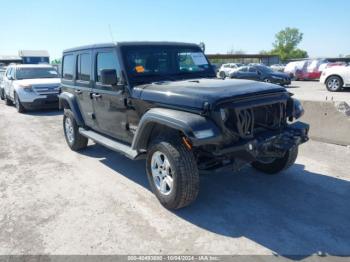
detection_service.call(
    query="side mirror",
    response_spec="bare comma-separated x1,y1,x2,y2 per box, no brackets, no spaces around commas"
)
101,69,117,86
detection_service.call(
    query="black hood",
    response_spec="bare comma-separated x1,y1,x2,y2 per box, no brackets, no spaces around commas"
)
133,78,287,110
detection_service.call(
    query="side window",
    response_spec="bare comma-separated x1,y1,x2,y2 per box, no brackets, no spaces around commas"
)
96,52,119,83
62,54,75,80
239,67,248,72
77,53,91,81
248,67,257,73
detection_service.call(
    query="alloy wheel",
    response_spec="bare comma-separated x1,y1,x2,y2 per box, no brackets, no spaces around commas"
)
64,117,75,144
151,151,174,196
327,78,340,91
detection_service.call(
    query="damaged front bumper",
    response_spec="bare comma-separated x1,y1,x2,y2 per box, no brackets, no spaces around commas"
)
213,121,309,162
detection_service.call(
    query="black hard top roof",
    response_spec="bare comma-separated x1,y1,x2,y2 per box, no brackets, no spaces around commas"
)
63,41,200,53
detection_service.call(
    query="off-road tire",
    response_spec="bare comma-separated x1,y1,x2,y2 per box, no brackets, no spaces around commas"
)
251,146,299,175
63,109,88,151
14,92,25,113
146,136,199,210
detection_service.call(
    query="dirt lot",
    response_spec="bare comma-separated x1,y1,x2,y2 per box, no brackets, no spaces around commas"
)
288,80,350,104
0,97,350,256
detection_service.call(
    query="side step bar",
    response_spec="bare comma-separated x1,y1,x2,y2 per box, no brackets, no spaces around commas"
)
79,128,143,160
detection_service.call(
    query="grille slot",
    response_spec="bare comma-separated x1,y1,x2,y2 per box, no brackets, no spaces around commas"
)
33,85,60,95
225,102,286,139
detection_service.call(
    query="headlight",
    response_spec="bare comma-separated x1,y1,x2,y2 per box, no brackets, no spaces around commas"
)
19,84,34,92
220,108,229,122
193,129,214,139
293,99,304,119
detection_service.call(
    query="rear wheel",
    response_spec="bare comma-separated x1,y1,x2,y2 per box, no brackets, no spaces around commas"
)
63,109,88,151
264,78,271,83
251,146,299,175
326,76,343,92
146,136,199,209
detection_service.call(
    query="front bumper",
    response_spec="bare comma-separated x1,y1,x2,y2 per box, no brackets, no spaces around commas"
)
21,94,59,110
213,121,309,161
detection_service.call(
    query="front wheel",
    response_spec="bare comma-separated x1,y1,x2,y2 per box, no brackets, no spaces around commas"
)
263,78,271,83
63,109,88,151
326,76,343,92
146,136,199,210
14,92,25,113
251,146,299,175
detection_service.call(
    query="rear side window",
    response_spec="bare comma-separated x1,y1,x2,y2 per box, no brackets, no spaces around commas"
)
96,52,119,82
62,54,74,80
77,53,91,81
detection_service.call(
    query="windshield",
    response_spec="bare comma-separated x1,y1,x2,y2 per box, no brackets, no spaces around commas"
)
16,67,58,80
122,46,215,85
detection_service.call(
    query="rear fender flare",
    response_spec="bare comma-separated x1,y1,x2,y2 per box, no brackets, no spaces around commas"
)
59,92,85,126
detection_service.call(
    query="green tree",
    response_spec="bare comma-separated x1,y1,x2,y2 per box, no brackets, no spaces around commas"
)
270,27,308,61
51,58,61,65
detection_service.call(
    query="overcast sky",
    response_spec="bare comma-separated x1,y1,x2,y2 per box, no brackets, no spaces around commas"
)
0,0,349,59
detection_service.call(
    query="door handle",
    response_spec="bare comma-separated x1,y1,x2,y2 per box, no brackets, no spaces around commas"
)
75,89,82,95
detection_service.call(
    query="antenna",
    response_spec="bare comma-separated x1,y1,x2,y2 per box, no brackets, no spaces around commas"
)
108,24,115,43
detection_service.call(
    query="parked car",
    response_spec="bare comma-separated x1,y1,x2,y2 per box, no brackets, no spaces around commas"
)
2,64,60,112
0,67,6,100
229,65,291,86
285,59,326,81
270,64,286,72
59,42,309,210
320,64,350,92
284,61,306,79
218,63,243,78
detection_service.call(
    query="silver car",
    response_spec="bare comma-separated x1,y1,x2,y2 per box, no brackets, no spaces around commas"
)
3,64,60,113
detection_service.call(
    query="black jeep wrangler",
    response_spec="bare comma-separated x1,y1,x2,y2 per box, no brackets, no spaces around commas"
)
59,42,309,209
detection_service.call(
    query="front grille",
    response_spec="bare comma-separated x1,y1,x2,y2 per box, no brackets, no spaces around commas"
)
225,102,287,139
33,85,60,95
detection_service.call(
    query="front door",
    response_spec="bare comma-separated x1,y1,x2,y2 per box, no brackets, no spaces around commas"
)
92,48,128,142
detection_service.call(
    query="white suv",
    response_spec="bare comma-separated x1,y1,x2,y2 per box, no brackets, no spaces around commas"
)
320,64,350,92
3,64,60,112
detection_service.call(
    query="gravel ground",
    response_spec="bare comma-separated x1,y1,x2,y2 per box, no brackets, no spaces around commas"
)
0,99,350,257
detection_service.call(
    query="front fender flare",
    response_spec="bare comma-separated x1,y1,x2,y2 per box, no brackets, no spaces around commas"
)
131,108,222,151
59,92,85,126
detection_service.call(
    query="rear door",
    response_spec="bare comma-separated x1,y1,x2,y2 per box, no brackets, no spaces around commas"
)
91,48,128,141
62,53,95,127
247,66,260,80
